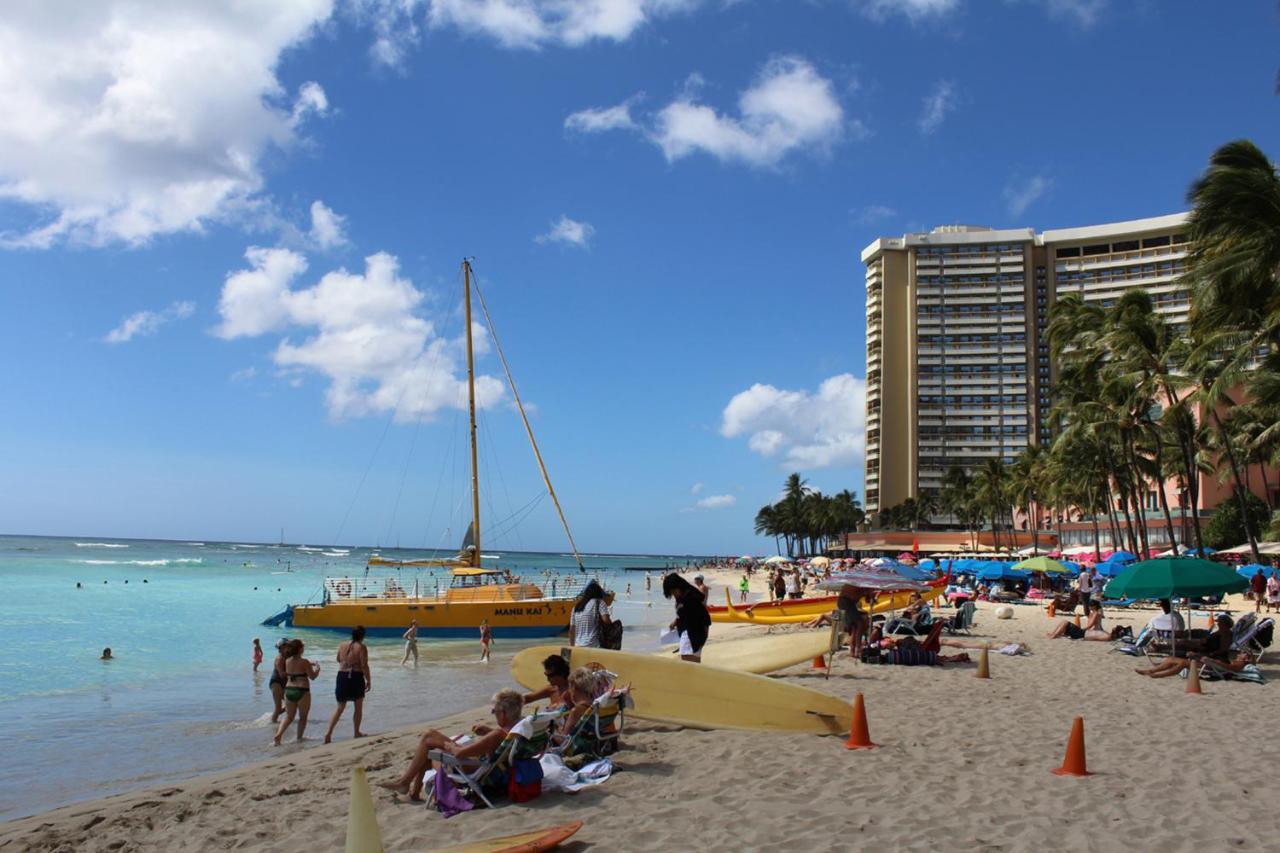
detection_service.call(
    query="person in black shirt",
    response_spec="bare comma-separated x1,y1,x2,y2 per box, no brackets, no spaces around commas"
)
663,574,711,663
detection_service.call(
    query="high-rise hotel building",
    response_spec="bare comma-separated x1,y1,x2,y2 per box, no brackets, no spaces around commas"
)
861,213,1190,516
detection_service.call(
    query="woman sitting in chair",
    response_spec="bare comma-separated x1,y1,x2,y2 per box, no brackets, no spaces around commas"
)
379,689,524,801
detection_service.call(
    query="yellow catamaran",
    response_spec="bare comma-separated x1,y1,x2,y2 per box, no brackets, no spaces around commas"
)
270,260,581,638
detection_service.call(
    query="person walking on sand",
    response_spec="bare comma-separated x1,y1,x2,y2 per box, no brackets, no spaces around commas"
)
1267,570,1280,615
1077,565,1094,611
693,573,711,602
1250,568,1267,613
479,619,492,663
739,574,750,602
252,637,263,672
324,626,371,744
401,620,418,667
269,639,288,723
663,573,711,663
772,570,786,603
273,640,320,745
569,580,612,648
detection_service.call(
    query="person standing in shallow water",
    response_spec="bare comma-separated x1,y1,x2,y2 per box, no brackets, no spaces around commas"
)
273,639,319,745
324,626,370,744
479,619,492,663
269,639,288,723
401,619,418,667
252,638,263,672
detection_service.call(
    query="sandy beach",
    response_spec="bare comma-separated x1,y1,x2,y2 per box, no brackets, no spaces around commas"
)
6,587,1280,852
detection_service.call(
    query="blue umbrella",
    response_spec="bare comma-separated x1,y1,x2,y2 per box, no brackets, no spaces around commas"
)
1094,561,1128,578
1238,564,1277,580
1108,551,1138,564
891,562,932,581
976,565,1031,581
1183,547,1217,557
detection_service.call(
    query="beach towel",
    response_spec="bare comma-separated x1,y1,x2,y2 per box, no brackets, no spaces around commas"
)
433,769,475,818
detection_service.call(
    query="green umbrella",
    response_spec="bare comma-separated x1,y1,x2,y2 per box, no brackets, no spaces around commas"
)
1012,556,1072,574
1102,557,1248,600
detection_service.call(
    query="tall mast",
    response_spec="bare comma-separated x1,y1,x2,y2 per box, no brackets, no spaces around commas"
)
463,260,481,568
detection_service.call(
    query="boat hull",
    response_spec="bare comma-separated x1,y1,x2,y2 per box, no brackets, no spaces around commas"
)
717,585,944,625
287,597,574,638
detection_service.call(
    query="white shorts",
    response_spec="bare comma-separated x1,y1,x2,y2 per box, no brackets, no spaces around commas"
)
678,631,697,656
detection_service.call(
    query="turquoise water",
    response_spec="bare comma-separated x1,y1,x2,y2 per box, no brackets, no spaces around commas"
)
0,535,691,820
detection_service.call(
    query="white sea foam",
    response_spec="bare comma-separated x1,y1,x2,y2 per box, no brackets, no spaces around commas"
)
74,558,203,566
184,542,205,546
75,542,129,548
231,544,260,549
297,545,324,552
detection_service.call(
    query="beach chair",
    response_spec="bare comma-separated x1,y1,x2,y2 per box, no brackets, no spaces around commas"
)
944,601,976,635
1186,657,1266,685
553,688,633,759
1050,590,1080,616
1113,625,1154,656
1230,616,1273,663
428,709,562,809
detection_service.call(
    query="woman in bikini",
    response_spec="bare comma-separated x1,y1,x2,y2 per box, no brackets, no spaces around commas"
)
269,639,289,724
273,639,320,745
323,626,371,744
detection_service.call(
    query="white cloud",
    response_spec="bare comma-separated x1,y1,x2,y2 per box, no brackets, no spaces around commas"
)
565,100,639,134
215,247,504,421
230,366,258,382
572,56,845,169
0,1,335,248
104,300,196,343
854,205,897,224
721,373,866,469
690,482,704,495
535,215,595,248
1004,174,1052,217
918,80,956,135
854,0,959,21
1013,0,1107,27
424,0,703,49
696,494,736,510
308,200,348,249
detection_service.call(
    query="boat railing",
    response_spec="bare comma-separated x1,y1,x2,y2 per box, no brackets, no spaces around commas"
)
320,573,597,602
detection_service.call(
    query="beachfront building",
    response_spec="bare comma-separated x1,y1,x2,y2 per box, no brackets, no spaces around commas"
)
862,213,1195,518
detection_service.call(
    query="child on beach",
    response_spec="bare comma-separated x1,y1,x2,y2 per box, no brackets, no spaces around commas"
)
479,619,492,663
252,638,263,672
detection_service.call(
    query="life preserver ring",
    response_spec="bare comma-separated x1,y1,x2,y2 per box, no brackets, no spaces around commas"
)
335,580,353,598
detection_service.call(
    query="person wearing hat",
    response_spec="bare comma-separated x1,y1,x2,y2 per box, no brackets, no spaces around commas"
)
693,573,710,603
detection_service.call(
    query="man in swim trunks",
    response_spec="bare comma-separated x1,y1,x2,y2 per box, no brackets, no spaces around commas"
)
401,619,418,667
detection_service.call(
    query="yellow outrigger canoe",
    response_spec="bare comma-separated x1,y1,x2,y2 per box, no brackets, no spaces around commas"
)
715,584,944,625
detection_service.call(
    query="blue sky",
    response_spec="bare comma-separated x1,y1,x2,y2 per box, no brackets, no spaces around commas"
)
0,0,1276,555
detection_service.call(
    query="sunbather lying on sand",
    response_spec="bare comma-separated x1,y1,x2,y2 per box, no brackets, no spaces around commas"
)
379,689,524,801
1046,601,1125,641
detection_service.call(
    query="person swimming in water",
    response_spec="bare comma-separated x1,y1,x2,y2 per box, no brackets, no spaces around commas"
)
100,647,112,660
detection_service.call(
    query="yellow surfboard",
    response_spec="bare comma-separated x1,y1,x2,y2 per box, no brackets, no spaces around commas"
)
653,630,832,674
512,646,850,734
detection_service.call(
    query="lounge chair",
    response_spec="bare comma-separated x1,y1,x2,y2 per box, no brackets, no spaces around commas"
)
1198,658,1266,684
1230,616,1273,663
553,688,633,759
428,709,563,809
1050,590,1080,616
944,601,976,635
1113,625,1154,656
883,622,946,666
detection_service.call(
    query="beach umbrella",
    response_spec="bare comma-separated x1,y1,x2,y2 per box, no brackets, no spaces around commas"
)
816,572,930,593
1013,556,1072,574
1182,547,1216,557
808,556,831,568
890,562,932,582
737,555,754,563
764,555,790,564
1103,557,1249,600
1237,564,1277,580
1108,550,1138,564
975,564,1031,582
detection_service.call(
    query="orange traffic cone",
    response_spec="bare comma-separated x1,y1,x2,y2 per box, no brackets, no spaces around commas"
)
1073,614,1082,628
1185,662,1202,695
1046,601,1056,618
812,654,827,670
844,692,878,750
1051,716,1091,777
975,646,990,679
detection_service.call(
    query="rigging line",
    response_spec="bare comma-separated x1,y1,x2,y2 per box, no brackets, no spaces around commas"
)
475,401,528,553
484,492,547,543
470,269,586,572
334,270,458,548
420,406,461,551
477,385,528,553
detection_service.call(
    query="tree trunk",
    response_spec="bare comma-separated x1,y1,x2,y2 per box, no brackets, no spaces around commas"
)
1160,384,1205,554
1212,410,1262,563
1152,430,1179,555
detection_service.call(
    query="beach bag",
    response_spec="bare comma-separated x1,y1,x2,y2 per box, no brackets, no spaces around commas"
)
601,619,624,650
507,758,543,803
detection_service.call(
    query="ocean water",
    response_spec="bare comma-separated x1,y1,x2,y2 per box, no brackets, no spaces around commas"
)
0,535,692,820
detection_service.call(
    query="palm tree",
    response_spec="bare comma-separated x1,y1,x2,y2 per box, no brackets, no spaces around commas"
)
1011,445,1045,555
974,459,1009,550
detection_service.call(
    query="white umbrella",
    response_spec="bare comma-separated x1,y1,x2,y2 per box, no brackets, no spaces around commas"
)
809,556,831,567
764,555,790,564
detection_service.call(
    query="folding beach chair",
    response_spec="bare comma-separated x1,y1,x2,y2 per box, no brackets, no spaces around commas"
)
944,601,976,635
1231,616,1273,663
1113,625,1153,656
428,709,563,809
1194,658,1266,684
553,688,633,759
